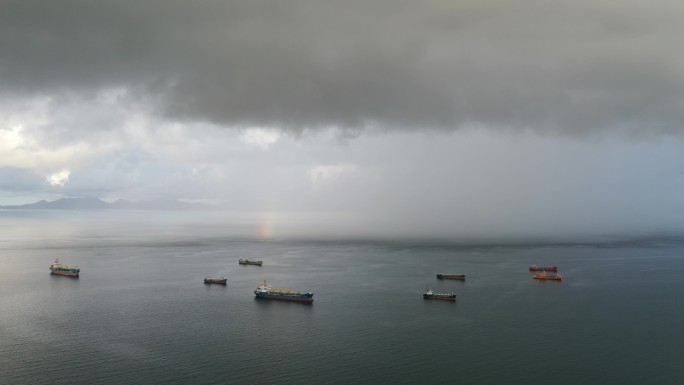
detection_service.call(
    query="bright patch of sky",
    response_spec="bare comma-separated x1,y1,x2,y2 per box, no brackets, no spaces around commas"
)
309,164,359,190
242,128,282,150
47,169,70,186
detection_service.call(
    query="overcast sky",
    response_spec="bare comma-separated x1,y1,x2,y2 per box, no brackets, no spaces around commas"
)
1,0,684,237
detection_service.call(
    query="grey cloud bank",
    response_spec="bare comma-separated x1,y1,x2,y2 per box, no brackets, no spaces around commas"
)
2,0,684,134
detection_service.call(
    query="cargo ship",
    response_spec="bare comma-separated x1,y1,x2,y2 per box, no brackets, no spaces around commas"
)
529,265,558,272
49,259,80,278
239,259,263,266
423,289,456,301
254,281,313,302
436,273,466,280
204,276,227,285
532,271,563,281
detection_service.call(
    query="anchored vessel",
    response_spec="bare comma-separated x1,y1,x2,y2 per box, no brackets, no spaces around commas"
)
436,273,466,280
239,259,263,266
49,259,80,278
529,265,558,272
423,289,456,301
204,277,227,285
254,281,313,302
532,271,563,281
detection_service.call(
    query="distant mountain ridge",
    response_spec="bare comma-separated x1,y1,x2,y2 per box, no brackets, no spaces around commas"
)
0,197,217,211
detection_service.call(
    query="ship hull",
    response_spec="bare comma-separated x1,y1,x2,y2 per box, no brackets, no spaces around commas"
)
532,271,563,281
50,271,79,278
529,266,558,272
239,260,263,266
204,279,227,285
436,274,465,280
254,292,314,302
423,294,456,301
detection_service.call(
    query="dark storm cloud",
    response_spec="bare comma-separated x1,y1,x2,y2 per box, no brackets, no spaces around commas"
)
2,0,684,133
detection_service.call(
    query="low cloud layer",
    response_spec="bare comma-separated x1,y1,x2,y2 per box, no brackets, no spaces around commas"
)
2,0,684,134
3,124,684,237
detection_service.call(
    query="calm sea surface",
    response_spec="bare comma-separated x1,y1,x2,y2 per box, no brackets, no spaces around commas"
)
1,211,683,384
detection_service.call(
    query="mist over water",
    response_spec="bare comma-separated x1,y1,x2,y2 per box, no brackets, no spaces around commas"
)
1,211,683,384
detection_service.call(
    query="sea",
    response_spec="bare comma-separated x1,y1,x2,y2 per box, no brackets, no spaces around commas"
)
1,210,683,385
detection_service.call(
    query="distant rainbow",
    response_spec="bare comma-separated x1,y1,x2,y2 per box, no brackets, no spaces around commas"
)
259,213,273,239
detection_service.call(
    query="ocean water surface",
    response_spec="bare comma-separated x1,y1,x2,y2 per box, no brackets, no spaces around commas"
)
1,211,683,384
